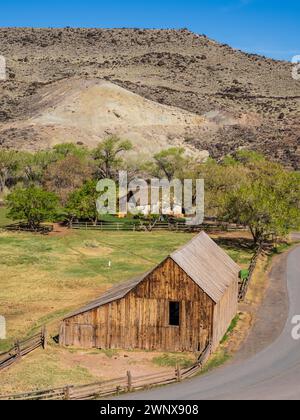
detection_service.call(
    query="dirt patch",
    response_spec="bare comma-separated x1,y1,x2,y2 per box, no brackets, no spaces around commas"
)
59,349,176,381
0,345,187,394
48,223,71,237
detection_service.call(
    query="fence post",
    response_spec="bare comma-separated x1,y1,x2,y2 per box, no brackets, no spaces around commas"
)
64,386,71,400
15,340,21,359
175,364,182,382
127,371,133,392
41,326,47,350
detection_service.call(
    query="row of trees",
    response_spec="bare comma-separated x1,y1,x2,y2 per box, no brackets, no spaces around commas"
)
2,137,300,244
0,138,133,202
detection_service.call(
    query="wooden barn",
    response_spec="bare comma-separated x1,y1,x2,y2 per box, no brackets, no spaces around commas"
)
59,232,240,353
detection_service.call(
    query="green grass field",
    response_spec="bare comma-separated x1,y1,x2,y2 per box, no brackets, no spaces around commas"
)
0,206,12,227
0,228,254,349
0,230,195,347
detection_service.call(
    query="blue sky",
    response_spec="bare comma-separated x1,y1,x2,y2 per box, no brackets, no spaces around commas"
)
0,0,299,61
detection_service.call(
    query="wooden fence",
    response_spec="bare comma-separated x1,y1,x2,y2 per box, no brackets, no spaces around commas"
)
4,223,54,234
238,245,263,301
0,342,211,400
0,328,47,371
70,221,246,233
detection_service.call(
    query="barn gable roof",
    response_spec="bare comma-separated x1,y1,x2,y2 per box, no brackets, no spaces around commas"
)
63,232,240,319
64,272,151,319
170,231,240,303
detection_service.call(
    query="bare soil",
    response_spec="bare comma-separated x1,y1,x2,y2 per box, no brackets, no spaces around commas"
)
58,348,175,380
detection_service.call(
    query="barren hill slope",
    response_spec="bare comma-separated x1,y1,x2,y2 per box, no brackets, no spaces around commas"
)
0,78,211,158
0,28,299,166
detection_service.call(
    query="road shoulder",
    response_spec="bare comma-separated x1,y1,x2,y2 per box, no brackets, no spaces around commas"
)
232,245,297,362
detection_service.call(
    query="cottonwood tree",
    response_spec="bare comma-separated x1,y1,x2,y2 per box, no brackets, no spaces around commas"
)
151,147,188,181
223,164,300,245
92,136,133,179
200,158,249,216
43,155,92,205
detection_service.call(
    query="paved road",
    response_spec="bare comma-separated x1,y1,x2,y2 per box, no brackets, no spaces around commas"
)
291,233,300,242
123,245,300,400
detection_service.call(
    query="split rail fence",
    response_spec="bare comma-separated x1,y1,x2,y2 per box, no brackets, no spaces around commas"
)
0,328,47,371
4,223,54,234
238,245,263,301
0,342,211,400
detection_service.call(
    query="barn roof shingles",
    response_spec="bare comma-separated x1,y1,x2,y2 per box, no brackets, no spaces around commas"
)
64,232,240,319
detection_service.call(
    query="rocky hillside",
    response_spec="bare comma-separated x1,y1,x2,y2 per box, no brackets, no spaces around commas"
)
0,28,299,167
1,78,210,160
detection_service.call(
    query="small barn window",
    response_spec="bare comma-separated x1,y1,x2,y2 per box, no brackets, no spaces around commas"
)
169,302,180,326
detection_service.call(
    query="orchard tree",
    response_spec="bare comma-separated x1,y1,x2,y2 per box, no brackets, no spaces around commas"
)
6,186,59,229
65,180,99,225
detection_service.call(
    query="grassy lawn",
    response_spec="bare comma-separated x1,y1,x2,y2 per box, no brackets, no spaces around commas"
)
0,207,13,228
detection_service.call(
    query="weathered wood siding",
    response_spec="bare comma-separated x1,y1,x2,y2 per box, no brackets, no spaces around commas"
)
60,258,215,352
212,275,239,351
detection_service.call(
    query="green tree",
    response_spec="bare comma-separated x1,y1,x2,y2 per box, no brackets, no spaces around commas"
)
18,150,57,186
191,157,248,217
151,147,187,181
92,136,133,179
223,169,300,244
6,186,59,229
64,180,99,225
0,150,20,192
43,155,92,205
